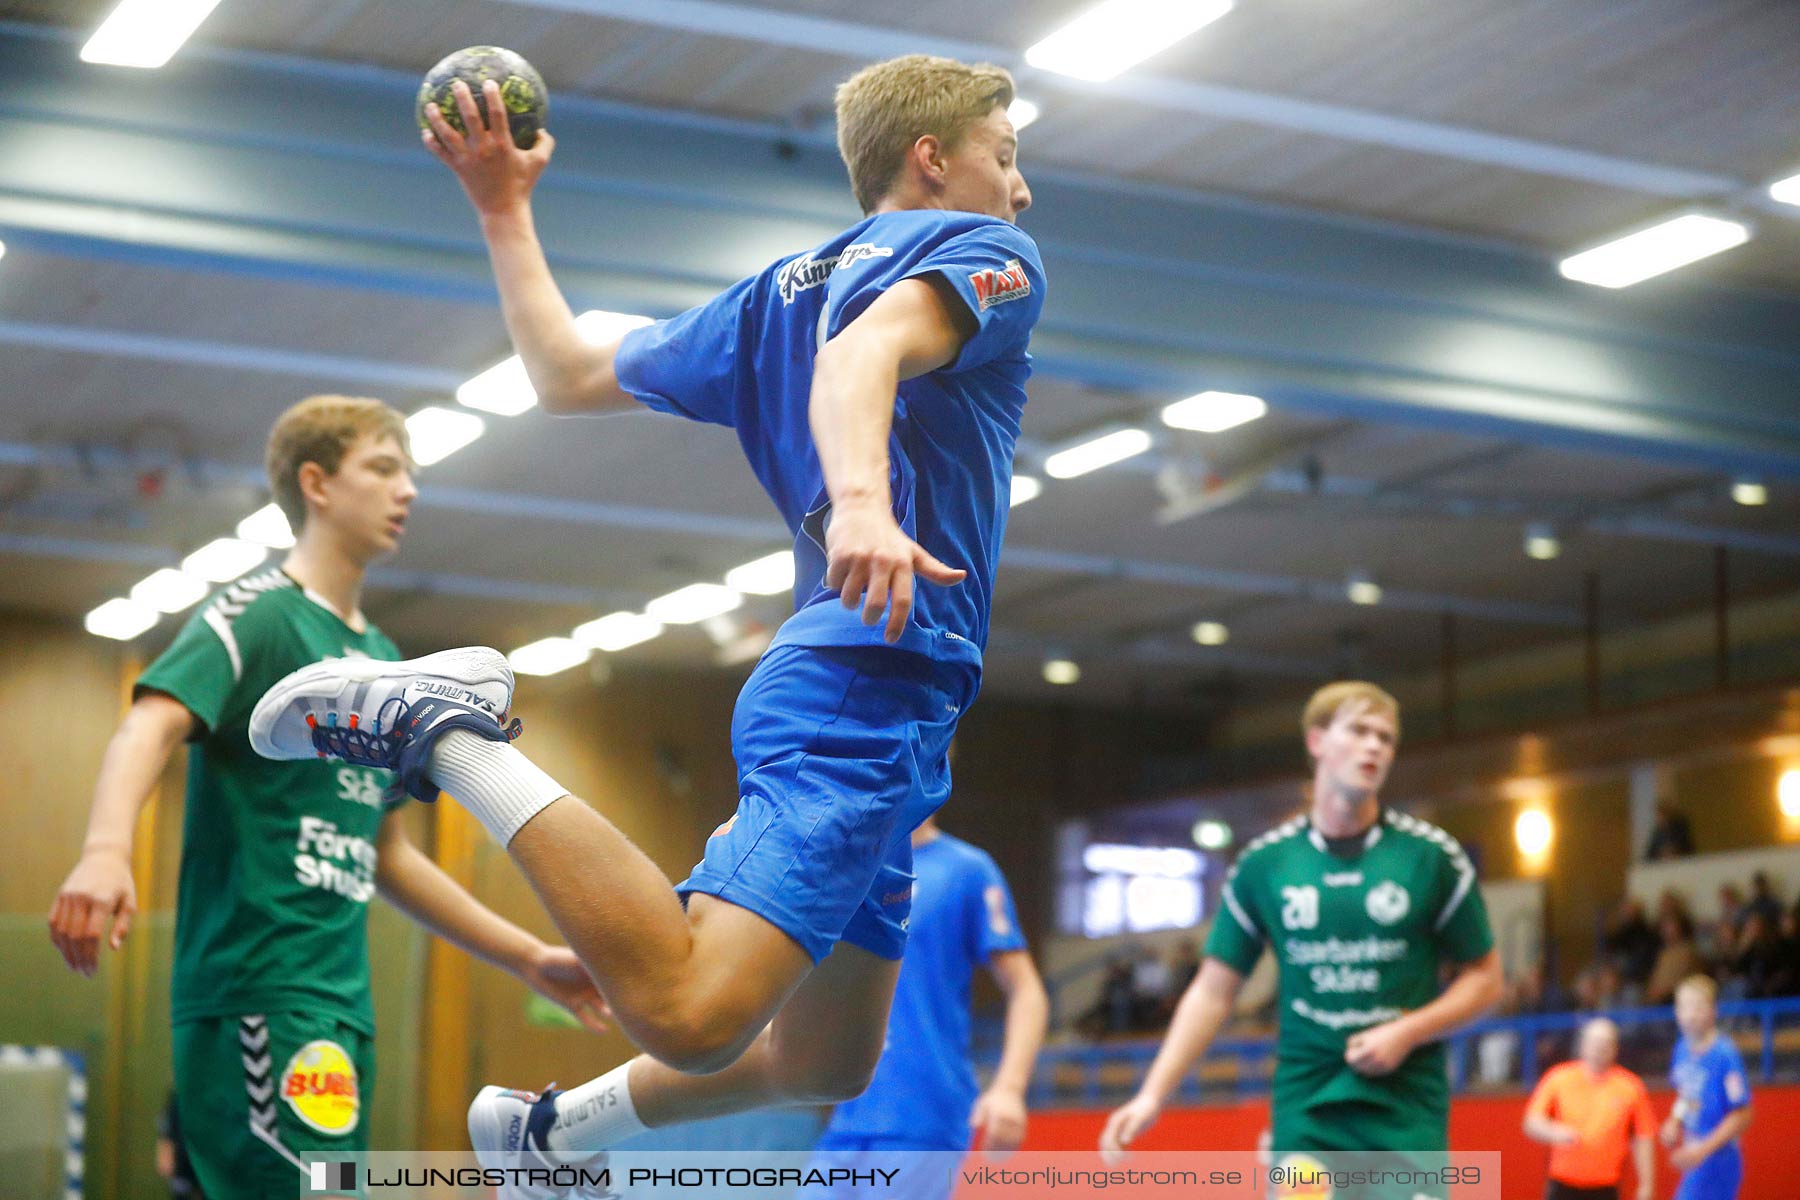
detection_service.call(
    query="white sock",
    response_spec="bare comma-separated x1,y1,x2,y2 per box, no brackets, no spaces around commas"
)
546,1063,647,1154
427,730,569,846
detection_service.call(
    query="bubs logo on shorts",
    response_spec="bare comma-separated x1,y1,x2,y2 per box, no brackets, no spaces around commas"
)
281,1040,360,1135
1271,1152,1334,1200
969,259,1031,310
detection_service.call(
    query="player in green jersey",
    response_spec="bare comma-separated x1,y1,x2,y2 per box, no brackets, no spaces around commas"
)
1101,682,1504,1195
48,395,608,1200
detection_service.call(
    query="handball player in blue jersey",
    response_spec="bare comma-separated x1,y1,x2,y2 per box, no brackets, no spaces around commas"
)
1662,976,1753,1200
802,814,1048,1200
250,53,1043,1169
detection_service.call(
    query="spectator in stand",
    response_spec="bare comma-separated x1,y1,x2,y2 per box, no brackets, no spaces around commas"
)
1704,885,1747,962
1722,913,1783,1001
1603,899,1659,996
1742,872,1782,930
1646,912,1705,1008
1153,941,1202,1025
1523,1017,1656,1200
1079,957,1140,1037
1644,804,1694,861
1131,942,1172,1028
1768,910,1800,998
1575,960,1623,1012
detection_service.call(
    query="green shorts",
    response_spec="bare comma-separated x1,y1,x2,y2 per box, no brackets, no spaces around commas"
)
1273,1102,1449,1200
173,1012,374,1200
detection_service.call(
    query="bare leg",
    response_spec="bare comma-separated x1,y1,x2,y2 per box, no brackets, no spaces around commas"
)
505,797,814,1072
626,943,900,1126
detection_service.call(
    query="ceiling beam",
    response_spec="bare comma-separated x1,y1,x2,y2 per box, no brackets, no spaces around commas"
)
5,26,1800,477
0,438,1579,626
492,0,1774,206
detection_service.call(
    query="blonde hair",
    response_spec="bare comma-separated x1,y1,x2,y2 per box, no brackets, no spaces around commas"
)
266,395,409,529
1676,973,1718,1003
1301,681,1401,740
834,54,1015,213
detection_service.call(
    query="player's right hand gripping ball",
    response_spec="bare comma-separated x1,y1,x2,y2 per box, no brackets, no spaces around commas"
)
417,46,548,150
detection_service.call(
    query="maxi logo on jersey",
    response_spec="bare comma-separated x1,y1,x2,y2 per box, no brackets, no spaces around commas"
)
776,242,894,304
969,258,1031,310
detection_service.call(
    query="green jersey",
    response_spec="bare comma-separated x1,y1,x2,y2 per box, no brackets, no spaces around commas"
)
1205,808,1493,1135
136,568,401,1034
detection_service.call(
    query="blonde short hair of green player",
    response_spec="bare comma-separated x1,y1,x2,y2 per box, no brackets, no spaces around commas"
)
834,54,1016,214
266,395,411,530
1301,680,1401,742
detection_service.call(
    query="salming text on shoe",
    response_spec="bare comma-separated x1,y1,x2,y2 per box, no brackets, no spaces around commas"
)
249,646,522,802
469,1084,612,1199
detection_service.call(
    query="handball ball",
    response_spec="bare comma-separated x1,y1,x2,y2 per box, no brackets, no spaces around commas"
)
417,46,548,150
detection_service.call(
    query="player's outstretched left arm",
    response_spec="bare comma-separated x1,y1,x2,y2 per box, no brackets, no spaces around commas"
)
423,79,635,417
1344,948,1504,1076
970,949,1050,1156
374,812,610,1034
810,276,972,642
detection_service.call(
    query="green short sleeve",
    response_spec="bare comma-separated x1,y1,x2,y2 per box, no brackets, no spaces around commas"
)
1432,842,1494,964
1205,859,1266,974
135,606,240,734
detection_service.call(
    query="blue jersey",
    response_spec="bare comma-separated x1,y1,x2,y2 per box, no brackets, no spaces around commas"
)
1672,1033,1750,1182
823,833,1027,1149
614,210,1045,667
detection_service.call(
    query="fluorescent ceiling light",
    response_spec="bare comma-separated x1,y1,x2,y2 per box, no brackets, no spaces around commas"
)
645,583,742,625
0,239,7,262
724,551,795,596
1769,173,1800,207
1044,428,1152,479
1192,620,1228,646
236,503,295,549
1346,573,1383,606
1042,658,1081,685
1558,214,1751,289
406,406,485,466
1009,475,1043,507
457,310,652,416
1523,524,1561,561
1732,479,1768,507
81,0,224,68
85,597,158,640
1007,97,1040,131
572,611,663,653
130,568,208,614
1191,820,1233,851
575,308,655,343
457,355,535,417
1025,0,1233,82
181,537,267,583
1161,390,1267,433
509,637,590,677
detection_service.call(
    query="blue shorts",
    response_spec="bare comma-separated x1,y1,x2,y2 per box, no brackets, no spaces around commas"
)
1675,1144,1741,1200
676,643,978,964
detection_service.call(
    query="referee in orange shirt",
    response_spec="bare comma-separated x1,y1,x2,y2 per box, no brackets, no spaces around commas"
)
1524,1017,1657,1200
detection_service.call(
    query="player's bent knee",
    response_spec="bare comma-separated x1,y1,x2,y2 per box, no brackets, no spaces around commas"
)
633,1005,762,1076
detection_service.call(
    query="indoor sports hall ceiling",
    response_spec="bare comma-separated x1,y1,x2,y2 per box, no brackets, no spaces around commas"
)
1,0,1797,710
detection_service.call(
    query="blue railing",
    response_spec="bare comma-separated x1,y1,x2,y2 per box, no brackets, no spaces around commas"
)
993,996,1800,1109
